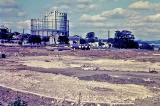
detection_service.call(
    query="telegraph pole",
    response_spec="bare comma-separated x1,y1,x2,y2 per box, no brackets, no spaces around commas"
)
23,29,25,34
108,30,110,39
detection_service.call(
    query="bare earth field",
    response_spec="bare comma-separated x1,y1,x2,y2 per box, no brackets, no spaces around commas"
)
1,46,160,106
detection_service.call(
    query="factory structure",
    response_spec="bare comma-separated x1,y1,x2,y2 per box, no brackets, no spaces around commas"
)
31,11,69,44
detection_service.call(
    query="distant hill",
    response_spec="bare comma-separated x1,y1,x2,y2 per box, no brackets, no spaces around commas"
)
136,40,160,44
145,40,160,44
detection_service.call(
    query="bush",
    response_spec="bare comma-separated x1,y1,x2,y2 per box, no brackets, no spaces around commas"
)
42,36,49,42
8,97,28,106
18,41,22,45
58,36,69,44
28,35,41,44
113,39,139,49
1,54,6,58
80,38,86,44
140,42,153,50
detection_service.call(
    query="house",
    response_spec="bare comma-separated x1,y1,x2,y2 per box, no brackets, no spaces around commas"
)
69,35,81,44
153,45,160,51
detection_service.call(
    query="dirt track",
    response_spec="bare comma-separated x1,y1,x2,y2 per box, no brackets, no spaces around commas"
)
1,46,160,105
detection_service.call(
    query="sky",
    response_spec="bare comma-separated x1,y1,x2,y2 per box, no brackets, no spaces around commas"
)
0,0,160,40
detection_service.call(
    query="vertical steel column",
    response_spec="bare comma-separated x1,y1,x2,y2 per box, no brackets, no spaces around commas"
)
46,13,48,36
52,12,53,30
108,30,110,39
67,20,69,37
42,18,44,36
31,19,33,35
55,11,57,30
38,18,39,35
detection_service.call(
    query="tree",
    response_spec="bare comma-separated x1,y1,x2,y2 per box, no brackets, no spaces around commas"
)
115,30,134,40
107,38,114,44
42,36,49,45
7,33,13,41
113,30,138,49
17,34,30,45
58,35,69,44
0,27,12,41
20,34,30,41
0,28,8,39
86,32,96,43
80,38,86,44
12,32,20,40
86,32,95,39
13,32,20,36
28,35,41,44
99,40,104,46
73,35,81,38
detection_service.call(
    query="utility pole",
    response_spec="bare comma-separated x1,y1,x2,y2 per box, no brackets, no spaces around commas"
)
10,29,12,33
23,29,25,34
108,30,110,39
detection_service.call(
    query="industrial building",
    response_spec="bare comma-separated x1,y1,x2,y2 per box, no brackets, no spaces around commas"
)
31,11,69,44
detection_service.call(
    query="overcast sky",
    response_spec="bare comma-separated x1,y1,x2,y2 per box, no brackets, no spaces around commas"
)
0,0,160,40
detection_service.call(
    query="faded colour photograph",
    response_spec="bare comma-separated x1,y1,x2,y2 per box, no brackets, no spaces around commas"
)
0,0,160,106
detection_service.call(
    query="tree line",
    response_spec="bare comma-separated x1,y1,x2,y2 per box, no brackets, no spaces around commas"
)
0,27,154,50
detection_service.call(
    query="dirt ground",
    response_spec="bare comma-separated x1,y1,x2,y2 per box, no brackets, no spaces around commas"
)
1,46,160,106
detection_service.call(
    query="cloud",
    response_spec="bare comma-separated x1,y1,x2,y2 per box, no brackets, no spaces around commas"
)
50,5,70,13
119,14,160,40
80,14,105,21
0,0,25,18
77,8,160,40
75,4,99,13
0,8,25,17
128,13,160,24
53,0,98,13
129,1,160,11
48,4,99,20
55,0,94,5
77,4,98,10
79,22,120,29
80,8,137,22
17,12,26,17
2,20,31,32
101,8,137,19
145,14,160,23
77,0,93,3
0,0,18,8
0,9,26,17
100,0,135,2
78,8,140,38
0,8,14,17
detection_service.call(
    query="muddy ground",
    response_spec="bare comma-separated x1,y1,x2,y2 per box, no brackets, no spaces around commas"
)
0,46,160,106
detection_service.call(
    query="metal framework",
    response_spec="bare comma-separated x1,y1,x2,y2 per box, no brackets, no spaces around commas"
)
31,11,69,37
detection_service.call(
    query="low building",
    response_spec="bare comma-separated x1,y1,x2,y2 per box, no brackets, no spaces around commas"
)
153,45,160,51
69,35,81,45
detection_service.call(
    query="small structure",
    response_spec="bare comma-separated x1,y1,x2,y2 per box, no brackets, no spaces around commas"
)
69,35,81,44
149,68,158,74
89,42,99,47
153,45,160,51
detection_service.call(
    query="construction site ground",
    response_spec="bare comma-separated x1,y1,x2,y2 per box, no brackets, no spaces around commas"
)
0,46,160,106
